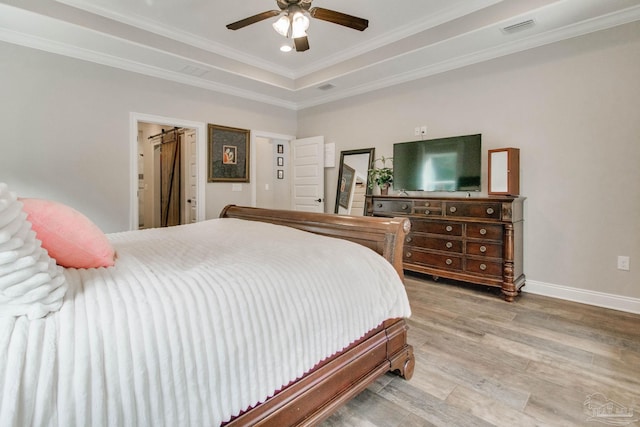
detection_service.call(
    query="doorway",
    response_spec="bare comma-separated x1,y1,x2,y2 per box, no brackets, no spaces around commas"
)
138,123,197,228
250,131,295,210
250,132,326,213
129,113,206,230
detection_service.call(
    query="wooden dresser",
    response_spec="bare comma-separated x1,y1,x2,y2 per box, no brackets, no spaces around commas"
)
366,195,525,301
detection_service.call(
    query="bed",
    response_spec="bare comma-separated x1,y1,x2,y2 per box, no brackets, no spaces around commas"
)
0,185,414,427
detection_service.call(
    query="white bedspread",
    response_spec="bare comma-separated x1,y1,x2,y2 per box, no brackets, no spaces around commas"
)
0,218,411,427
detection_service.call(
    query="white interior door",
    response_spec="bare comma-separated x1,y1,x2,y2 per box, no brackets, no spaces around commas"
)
291,136,325,212
182,129,197,223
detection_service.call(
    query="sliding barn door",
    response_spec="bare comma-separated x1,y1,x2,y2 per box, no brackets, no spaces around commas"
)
160,132,181,226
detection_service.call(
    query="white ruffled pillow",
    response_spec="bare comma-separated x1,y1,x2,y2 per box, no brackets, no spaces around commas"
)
0,183,67,319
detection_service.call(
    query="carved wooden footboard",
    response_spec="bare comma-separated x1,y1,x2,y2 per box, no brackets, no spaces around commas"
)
220,205,415,426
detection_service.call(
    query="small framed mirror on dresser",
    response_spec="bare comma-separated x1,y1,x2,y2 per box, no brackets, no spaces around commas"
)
488,148,520,196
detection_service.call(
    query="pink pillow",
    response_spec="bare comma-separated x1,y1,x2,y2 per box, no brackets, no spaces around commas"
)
20,198,115,269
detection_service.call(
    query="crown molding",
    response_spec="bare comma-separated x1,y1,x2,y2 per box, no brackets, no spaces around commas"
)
3,2,640,111
291,0,504,77
54,0,298,79
0,26,298,110
56,0,503,80
296,4,640,109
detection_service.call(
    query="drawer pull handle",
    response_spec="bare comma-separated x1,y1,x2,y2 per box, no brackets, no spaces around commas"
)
425,209,430,215
446,225,453,232
376,203,383,208
401,204,409,210
445,258,453,265
480,245,487,253
486,207,495,215
405,252,412,258
480,263,487,271
479,228,487,235
446,242,453,249
406,236,413,243
424,202,430,207
449,206,457,213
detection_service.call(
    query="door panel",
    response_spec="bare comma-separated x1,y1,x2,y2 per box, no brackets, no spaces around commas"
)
291,136,324,212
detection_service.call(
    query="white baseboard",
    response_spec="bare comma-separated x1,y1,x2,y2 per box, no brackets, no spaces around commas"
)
523,280,640,315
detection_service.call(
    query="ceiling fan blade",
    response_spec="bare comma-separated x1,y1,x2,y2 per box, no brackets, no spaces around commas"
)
226,10,280,30
294,36,310,52
309,7,368,31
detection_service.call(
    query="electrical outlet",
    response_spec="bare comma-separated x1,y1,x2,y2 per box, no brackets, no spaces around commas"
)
421,126,427,135
617,255,630,271
414,127,420,136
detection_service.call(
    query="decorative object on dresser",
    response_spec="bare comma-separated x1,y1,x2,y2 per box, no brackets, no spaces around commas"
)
488,148,520,196
367,195,525,301
367,156,393,195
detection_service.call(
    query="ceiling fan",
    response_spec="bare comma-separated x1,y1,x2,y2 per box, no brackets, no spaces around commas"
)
226,0,369,52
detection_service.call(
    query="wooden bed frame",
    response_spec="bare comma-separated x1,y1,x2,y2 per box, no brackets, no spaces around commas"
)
220,205,415,426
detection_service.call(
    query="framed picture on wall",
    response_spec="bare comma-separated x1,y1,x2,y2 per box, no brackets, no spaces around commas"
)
208,124,250,182
277,144,284,154
277,170,284,179
277,157,284,167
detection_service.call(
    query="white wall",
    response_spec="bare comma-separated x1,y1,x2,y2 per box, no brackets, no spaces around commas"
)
298,22,640,301
0,41,297,232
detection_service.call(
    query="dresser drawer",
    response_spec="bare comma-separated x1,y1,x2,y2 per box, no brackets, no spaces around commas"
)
410,220,462,236
415,200,441,209
444,202,502,220
406,235,462,253
465,259,503,277
404,249,462,271
466,242,502,258
412,200,442,216
413,206,442,216
372,200,412,214
466,223,503,241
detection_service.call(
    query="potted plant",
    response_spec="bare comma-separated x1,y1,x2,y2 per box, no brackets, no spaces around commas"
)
368,156,393,195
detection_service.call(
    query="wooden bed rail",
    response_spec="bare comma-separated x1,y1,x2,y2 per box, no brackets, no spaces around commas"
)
220,205,411,280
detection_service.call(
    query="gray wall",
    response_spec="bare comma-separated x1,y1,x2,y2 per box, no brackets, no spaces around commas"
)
0,41,296,232
298,22,640,300
1,22,638,304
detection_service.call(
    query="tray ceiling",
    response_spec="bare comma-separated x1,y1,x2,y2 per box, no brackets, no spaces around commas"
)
1,0,639,110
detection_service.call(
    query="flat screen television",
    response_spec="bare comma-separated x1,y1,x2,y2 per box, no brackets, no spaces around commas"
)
392,134,482,192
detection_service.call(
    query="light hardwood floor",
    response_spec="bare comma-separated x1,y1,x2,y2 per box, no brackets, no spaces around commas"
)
322,275,640,427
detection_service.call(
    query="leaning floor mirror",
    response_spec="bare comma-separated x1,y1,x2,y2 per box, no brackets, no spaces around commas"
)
334,148,375,215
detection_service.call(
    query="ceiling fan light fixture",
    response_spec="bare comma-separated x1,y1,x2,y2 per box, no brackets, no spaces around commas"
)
227,0,369,52
291,11,310,38
272,14,290,37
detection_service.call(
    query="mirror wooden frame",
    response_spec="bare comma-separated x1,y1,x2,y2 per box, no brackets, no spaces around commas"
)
334,148,375,215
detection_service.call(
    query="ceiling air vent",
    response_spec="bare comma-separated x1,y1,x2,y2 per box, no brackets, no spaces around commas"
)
180,64,209,77
317,83,336,91
501,19,536,34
